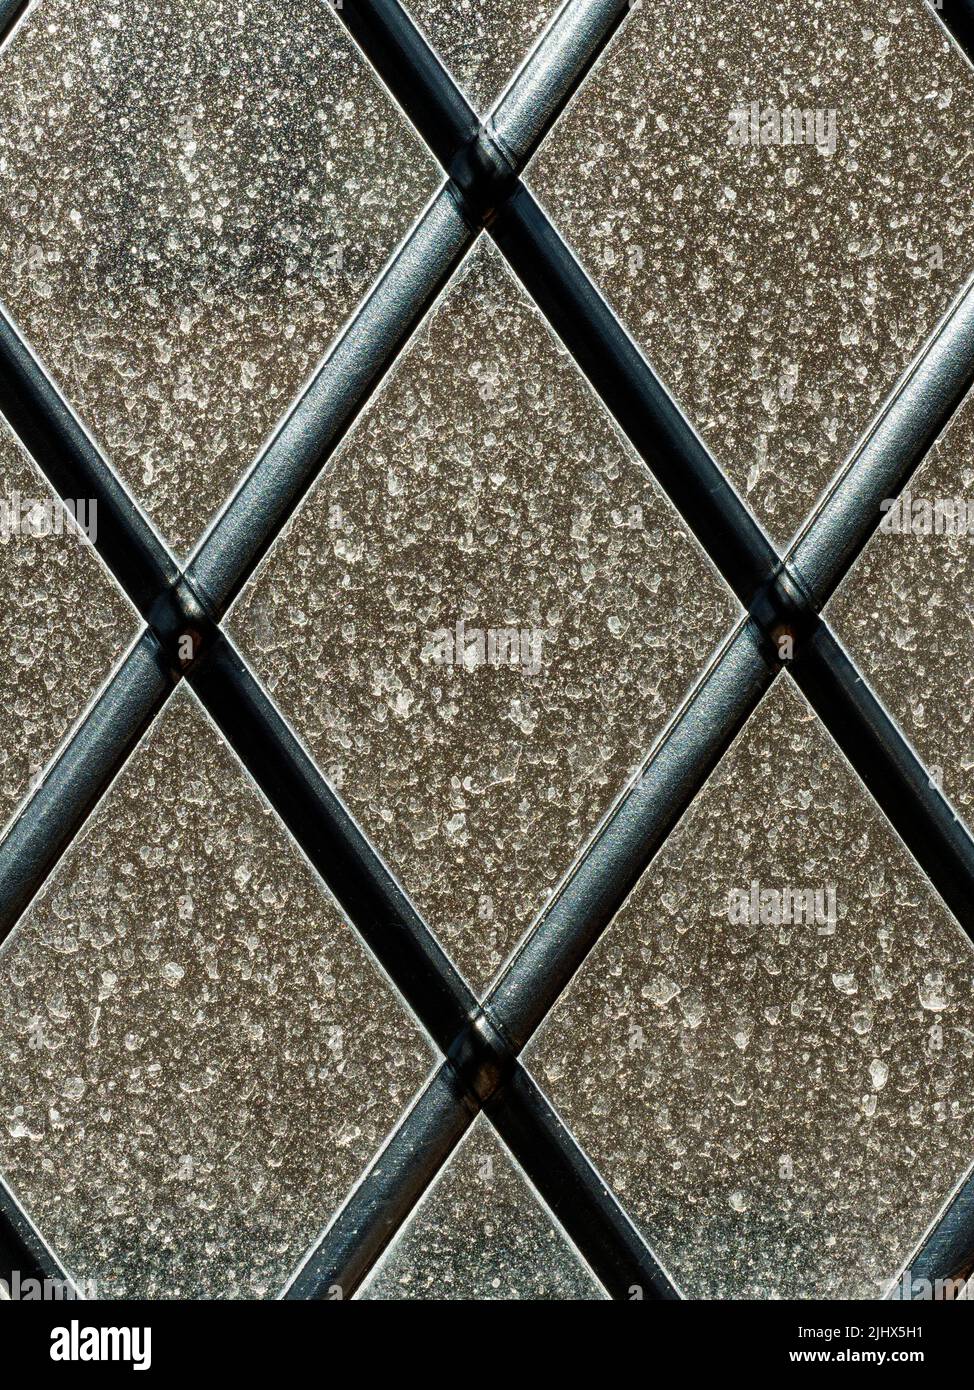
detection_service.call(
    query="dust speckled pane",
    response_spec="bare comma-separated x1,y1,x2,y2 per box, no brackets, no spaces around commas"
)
525,0,974,546
0,688,434,1299
526,678,974,1299
0,0,439,556
407,0,557,113
0,417,137,830
827,388,974,832
358,1117,604,1299
228,241,740,990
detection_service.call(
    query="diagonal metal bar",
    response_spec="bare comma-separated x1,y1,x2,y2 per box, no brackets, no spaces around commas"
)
790,271,974,606
491,188,778,607
0,311,178,616
929,0,974,65
0,632,175,936
0,0,664,1296
337,0,479,166
0,0,31,53
887,1161,974,1299
487,0,629,157
491,621,773,1048
483,1066,680,1300
0,1174,73,1294
187,631,477,1052
285,1050,679,1301
284,1062,477,1300
790,626,974,930
184,188,471,617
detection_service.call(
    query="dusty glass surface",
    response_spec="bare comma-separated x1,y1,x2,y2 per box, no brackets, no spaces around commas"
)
358,1116,603,1299
0,0,439,555
526,678,974,1299
525,0,974,546
0,416,137,829
407,0,557,113
827,388,974,833
0,688,435,1298
228,241,740,989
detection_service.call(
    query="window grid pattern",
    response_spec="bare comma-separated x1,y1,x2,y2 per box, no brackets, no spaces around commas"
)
1,0,974,1300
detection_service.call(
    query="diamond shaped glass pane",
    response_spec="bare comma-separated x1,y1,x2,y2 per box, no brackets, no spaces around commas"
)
407,0,558,113
526,678,974,1298
826,386,974,831
227,241,740,989
525,0,974,546
0,0,439,555
0,415,138,830
358,1116,604,1299
0,688,435,1298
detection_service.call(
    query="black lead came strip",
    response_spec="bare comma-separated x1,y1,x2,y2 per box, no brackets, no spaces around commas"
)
0,0,30,49
335,0,480,168
932,0,974,64
186,634,478,1056
896,1164,974,1298
0,1176,66,1294
0,314,178,619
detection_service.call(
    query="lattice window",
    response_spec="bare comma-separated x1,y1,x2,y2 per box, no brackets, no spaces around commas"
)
2,0,974,1302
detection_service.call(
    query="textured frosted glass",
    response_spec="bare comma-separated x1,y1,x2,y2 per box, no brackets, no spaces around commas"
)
228,242,740,989
0,418,137,829
408,0,557,112
527,679,974,1299
359,1117,603,1299
0,0,439,555
526,0,974,546
827,388,974,832
0,689,434,1298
